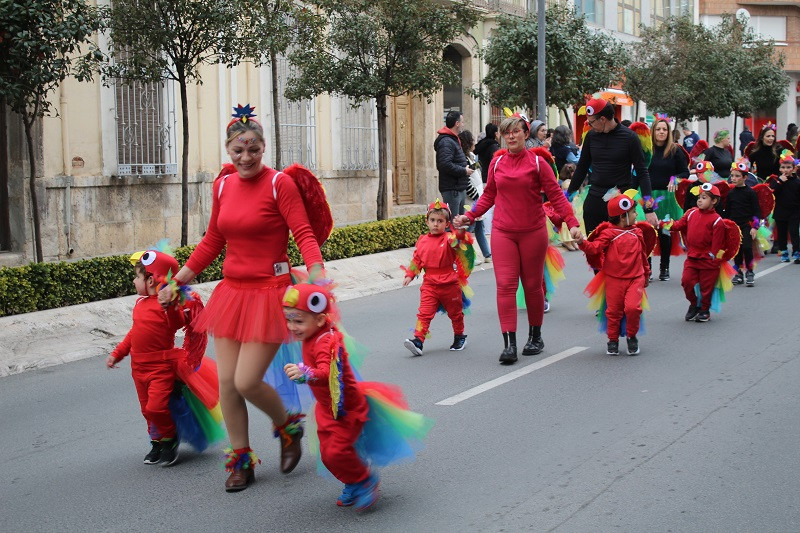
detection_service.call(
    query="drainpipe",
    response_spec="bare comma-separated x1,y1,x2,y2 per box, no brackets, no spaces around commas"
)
60,86,74,256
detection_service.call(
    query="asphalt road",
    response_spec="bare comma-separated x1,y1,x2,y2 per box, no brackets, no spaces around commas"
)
2,250,799,532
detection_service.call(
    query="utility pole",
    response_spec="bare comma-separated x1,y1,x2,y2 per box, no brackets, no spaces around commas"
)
537,0,546,123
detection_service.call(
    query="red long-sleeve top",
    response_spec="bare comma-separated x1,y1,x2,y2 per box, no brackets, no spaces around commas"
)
578,226,650,279
670,207,726,268
406,232,463,285
110,296,186,362
301,326,367,420
185,166,323,281
466,149,579,232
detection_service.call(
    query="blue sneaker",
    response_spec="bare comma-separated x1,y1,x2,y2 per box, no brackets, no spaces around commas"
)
780,251,790,263
352,473,380,511
337,483,356,507
793,251,800,264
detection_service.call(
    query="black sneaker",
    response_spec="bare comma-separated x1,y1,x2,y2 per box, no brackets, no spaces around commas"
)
144,440,161,465
627,336,640,355
404,338,424,356
449,334,467,351
695,310,710,322
160,439,179,467
606,340,619,355
685,306,700,321
731,271,743,285
659,268,670,281
745,270,755,286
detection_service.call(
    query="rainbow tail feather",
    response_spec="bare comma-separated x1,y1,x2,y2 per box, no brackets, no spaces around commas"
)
169,385,226,452
355,382,434,468
264,342,314,415
543,245,566,298
693,263,735,313
516,280,526,309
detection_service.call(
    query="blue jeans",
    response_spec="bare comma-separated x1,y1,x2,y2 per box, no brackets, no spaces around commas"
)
472,219,491,257
440,190,467,217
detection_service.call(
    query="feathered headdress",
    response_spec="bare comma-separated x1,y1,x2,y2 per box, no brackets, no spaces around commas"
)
226,103,259,130
779,149,797,166
690,182,721,197
691,160,715,182
427,198,451,220
630,121,652,167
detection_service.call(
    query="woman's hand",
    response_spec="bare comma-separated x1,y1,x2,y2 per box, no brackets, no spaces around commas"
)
157,285,174,308
452,214,471,229
403,276,413,287
570,226,583,243
106,355,118,369
667,182,677,193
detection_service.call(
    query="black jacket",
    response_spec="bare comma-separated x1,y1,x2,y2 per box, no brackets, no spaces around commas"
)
702,146,733,179
769,174,800,220
474,136,500,182
568,123,654,203
434,128,469,191
749,147,780,181
649,143,689,190
723,185,760,223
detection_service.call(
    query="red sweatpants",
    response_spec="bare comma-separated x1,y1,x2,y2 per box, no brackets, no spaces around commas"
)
605,276,645,341
414,281,464,340
491,225,548,332
131,359,179,440
681,258,718,311
316,406,370,484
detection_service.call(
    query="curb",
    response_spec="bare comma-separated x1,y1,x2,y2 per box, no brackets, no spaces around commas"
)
0,248,492,377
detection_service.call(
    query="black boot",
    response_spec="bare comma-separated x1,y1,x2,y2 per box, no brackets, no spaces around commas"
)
522,325,544,356
499,332,517,365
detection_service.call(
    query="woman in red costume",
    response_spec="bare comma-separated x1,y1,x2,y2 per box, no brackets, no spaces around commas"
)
454,115,582,365
167,105,325,491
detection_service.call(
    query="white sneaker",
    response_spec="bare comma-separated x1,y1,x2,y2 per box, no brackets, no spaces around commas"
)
483,256,492,263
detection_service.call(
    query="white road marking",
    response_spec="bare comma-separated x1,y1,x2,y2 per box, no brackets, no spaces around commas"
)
436,346,589,406
755,261,791,278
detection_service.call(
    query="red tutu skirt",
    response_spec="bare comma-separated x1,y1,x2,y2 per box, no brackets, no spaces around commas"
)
192,276,291,343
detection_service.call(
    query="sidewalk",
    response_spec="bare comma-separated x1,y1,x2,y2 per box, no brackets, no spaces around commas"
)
0,248,493,377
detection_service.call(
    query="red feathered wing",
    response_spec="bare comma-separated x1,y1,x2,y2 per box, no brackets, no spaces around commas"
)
282,163,333,246
584,221,614,271
719,219,742,262
183,292,208,370
216,163,236,180
716,181,730,209
795,137,800,155
689,140,709,163
743,141,756,158
531,146,558,178
675,179,695,209
636,222,658,257
752,183,775,218
777,139,794,152
542,201,564,228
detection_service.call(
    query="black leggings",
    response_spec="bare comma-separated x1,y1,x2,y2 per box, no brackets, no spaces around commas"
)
775,217,800,252
734,222,754,270
583,194,609,236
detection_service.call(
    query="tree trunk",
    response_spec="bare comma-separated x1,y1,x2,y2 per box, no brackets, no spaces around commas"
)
560,107,573,132
271,50,282,170
179,74,190,247
705,117,710,143
0,95,10,251
23,118,42,262
376,94,388,220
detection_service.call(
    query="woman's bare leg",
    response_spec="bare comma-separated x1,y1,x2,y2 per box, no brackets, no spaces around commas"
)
215,337,249,449
233,342,288,427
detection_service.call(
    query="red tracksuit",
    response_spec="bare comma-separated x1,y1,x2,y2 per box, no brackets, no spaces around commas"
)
579,225,650,341
408,232,465,341
301,326,370,484
111,296,188,440
465,148,579,331
670,207,727,311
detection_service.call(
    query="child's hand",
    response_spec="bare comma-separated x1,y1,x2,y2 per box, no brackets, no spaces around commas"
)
106,355,118,369
284,363,302,381
157,285,174,308
403,276,413,287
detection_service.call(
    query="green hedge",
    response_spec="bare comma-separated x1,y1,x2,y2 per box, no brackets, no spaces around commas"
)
0,215,426,317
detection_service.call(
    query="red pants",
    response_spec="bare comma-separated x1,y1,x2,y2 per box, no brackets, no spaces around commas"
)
414,281,464,340
681,259,718,311
316,405,369,484
605,276,645,341
131,359,179,440
491,225,548,332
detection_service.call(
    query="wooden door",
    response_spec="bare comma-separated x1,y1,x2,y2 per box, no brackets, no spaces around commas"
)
392,95,414,204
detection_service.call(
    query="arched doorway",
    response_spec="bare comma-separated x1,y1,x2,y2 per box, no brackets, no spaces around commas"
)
443,45,464,116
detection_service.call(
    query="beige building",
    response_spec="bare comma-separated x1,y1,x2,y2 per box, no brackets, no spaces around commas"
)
1,1,534,267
